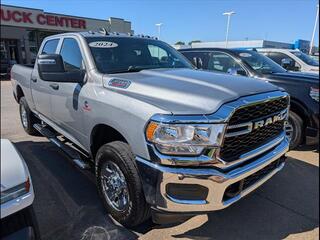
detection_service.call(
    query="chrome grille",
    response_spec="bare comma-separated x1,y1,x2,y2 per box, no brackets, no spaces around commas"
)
220,97,289,163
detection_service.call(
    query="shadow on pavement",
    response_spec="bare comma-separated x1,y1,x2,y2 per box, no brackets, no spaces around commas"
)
295,144,319,153
14,141,139,240
170,157,319,240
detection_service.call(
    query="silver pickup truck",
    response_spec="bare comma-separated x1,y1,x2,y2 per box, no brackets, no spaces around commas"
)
11,31,290,227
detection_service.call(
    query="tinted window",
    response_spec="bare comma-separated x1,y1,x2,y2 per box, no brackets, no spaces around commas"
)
181,51,210,68
42,39,59,54
181,51,245,74
60,38,83,71
235,50,286,74
290,51,319,66
267,52,295,65
86,37,192,74
209,52,244,73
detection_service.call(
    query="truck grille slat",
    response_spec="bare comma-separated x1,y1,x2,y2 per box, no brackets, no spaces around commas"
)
228,97,288,125
220,97,289,163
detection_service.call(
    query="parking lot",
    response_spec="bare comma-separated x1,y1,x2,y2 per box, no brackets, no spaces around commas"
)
1,80,319,240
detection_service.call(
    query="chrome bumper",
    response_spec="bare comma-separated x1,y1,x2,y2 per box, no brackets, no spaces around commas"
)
136,137,289,213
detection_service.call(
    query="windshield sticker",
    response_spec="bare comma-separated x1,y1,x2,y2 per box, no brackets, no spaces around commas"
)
89,41,118,48
108,78,131,89
239,53,252,57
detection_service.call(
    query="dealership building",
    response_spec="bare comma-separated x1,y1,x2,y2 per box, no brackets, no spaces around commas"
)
0,4,133,73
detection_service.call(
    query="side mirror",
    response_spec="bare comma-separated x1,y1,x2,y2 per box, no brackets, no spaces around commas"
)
227,67,247,76
37,54,84,82
281,58,294,70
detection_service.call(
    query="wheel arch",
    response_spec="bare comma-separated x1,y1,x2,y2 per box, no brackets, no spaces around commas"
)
16,85,24,102
290,97,310,128
90,124,128,159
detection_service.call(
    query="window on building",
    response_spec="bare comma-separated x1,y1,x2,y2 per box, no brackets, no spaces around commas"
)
60,38,83,71
42,39,59,54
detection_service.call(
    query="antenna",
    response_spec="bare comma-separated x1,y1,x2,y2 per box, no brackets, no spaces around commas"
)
99,27,109,35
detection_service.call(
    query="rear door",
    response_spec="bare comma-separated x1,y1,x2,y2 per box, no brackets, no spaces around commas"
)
50,37,87,144
31,38,60,120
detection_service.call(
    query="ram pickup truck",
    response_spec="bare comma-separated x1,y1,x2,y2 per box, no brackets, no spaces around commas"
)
11,31,290,227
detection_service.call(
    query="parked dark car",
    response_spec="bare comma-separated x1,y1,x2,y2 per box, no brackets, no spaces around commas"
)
179,48,319,149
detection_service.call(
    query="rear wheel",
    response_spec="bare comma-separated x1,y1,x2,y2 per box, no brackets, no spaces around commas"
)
19,97,40,135
286,111,303,149
96,141,150,227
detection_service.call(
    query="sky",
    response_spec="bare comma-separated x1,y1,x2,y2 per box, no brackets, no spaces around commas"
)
1,0,319,45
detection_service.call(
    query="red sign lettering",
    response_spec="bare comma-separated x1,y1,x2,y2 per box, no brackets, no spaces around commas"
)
12,11,21,22
0,8,86,29
36,14,46,25
22,12,33,23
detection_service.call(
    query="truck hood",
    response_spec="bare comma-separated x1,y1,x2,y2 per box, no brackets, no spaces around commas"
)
105,68,280,115
0,139,28,191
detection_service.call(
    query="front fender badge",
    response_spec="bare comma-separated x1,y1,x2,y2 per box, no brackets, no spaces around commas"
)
108,78,131,89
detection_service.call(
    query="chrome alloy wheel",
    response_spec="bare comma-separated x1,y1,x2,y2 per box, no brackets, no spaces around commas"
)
285,120,293,142
101,161,130,212
20,104,28,128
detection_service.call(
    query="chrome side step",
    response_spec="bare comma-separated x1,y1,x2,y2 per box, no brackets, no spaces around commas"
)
33,124,91,170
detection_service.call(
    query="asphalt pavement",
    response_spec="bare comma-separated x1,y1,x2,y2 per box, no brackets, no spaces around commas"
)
1,80,319,240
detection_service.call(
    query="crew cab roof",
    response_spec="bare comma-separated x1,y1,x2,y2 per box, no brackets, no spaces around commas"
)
43,31,157,41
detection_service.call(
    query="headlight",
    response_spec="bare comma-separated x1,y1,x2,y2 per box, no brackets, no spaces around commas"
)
310,87,319,102
146,122,226,155
1,178,30,204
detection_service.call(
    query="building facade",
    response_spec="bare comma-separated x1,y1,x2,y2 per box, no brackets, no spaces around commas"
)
190,39,317,54
0,4,133,76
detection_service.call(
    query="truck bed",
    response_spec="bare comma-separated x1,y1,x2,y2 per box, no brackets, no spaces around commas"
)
11,64,34,105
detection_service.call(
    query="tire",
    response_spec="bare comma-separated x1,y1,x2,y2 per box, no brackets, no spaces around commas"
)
95,141,150,227
19,97,40,135
286,111,303,149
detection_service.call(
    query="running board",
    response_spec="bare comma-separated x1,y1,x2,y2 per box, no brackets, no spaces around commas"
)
33,124,91,170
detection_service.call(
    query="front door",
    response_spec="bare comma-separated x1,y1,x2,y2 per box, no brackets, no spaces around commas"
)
31,38,60,120
50,37,87,145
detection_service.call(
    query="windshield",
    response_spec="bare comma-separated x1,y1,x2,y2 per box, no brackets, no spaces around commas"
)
290,51,319,66
235,50,286,74
86,37,193,74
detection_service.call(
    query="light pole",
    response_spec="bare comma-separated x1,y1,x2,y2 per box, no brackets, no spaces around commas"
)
155,23,163,40
223,11,235,48
309,4,319,55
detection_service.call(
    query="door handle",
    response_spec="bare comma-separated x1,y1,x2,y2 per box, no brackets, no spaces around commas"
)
49,83,59,90
31,77,37,82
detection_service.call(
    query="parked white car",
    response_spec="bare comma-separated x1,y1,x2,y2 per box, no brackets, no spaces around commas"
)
1,139,39,240
258,48,319,74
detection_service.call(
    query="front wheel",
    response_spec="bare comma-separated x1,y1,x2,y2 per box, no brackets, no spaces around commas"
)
95,141,150,227
285,111,303,149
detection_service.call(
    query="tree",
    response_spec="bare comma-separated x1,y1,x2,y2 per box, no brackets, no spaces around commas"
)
175,41,186,45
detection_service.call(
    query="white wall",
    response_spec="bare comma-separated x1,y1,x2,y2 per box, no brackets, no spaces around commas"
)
192,40,265,48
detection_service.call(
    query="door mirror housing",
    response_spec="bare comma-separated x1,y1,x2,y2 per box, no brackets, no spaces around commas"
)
37,54,84,82
281,58,295,70
227,67,247,76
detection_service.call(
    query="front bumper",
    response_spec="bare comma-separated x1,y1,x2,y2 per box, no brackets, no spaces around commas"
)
136,137,289,214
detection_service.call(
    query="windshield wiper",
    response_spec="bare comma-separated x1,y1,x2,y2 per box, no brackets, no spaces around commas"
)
127,65,146,72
